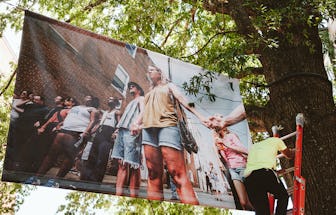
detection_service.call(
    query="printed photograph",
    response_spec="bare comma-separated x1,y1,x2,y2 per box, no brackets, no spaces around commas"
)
2,11,253,211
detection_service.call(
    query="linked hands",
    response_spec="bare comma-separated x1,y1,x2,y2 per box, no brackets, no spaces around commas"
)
207,104,246,131
130,123,142,136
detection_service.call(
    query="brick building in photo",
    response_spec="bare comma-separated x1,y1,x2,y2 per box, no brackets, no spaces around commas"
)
15,11,151,110
12,11,201,190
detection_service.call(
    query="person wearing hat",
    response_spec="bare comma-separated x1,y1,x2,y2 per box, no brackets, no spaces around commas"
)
80,96,121,182
111,81,145,197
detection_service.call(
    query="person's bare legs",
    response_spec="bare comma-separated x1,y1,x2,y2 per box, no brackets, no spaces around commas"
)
129,167,140,197
115,160,128,196
161,146,199,205
144,145,164,200
233,180,254,210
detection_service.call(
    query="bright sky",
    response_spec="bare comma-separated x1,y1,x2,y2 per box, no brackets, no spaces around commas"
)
16,186,70,215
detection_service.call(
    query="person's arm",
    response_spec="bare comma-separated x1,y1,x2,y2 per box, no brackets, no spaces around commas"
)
12,106,24,113
214,132,226,151
115,110,121,123
12,99,30,113
130,96,145,135
15,99,30,109
223,133,248,155
279,148,295,159
83,109,99,137
222,104,246,127
37,112,58,134
219,150,229,163
209,104,246,129
53,109,69,131
168,83,208,126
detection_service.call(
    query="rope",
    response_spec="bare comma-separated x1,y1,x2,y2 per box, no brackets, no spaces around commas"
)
0,70,16,97
243,72,332,88
0,2,27,96
0,1,26,11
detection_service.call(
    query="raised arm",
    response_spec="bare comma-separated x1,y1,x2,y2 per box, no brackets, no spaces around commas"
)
168,83,208,126
209,104,246,130
15,99,30,109
223,104,246,127
12,99,29,113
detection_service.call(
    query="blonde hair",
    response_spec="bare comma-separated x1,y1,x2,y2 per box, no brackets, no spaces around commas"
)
148,64,170,88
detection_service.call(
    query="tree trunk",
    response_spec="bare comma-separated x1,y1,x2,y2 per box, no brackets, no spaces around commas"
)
258,23,336,215
198,1,335,213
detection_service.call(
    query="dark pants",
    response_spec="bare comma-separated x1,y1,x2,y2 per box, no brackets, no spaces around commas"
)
20,128,57,173
244,168,289,215
80,125,114,182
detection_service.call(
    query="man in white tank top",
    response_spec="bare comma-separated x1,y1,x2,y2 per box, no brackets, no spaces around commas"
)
37,95,100,180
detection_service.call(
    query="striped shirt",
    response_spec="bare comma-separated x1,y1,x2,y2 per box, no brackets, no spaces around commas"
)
117,97,143,129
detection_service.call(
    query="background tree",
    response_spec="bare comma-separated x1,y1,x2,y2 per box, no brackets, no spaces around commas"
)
0,72,32,214
1,0,336,214
56,192,230,215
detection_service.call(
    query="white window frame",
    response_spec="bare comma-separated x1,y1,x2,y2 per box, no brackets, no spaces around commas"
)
111,64,129,97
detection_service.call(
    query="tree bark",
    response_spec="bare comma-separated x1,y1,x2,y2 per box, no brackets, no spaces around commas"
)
213,1,336,213
192,0,335,213
257,21,336,215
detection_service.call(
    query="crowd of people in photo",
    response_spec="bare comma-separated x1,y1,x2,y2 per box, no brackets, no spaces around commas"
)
5,64,296,214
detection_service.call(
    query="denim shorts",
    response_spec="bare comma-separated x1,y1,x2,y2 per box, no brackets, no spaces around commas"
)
229,167,246,182
111,128,142,168
142,126,182,151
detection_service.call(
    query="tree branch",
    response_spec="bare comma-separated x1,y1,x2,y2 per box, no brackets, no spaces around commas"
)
65,0,108,23
83,0,108,11
200,0,230,14
235,67,264,79
226,0,259,37
160,17,184,47
180,30,238,58
0,70,16,97
244,104,268,132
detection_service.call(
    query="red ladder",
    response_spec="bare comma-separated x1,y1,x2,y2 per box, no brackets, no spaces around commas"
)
269,113,305,215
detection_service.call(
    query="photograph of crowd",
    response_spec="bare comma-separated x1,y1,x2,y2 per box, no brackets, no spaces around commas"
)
2,11,255,211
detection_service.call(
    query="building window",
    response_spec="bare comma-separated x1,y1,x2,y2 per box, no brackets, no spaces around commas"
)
116,99,123,110
125,43,137,58
111,64,129,96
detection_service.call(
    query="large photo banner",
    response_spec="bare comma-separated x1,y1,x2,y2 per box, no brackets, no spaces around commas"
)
2,11,252,210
